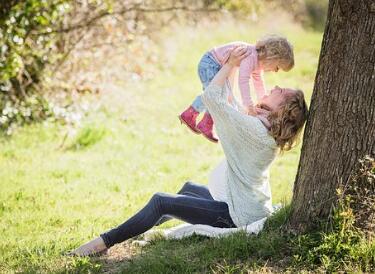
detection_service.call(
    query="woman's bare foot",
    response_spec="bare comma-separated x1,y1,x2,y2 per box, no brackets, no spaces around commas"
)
69,237,108,257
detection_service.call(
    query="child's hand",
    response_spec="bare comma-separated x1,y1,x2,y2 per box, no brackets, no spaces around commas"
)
227,47,249,67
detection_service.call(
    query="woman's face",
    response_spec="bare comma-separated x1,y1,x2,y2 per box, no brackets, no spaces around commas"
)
259,86,296,111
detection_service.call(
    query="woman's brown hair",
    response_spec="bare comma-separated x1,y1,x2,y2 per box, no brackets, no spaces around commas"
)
267,89,308,152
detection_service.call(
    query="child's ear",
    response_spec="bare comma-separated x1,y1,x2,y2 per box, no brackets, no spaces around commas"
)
256,45,266,59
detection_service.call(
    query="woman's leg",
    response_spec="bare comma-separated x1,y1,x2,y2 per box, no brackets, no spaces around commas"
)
100,191,235,248
177,181,214,199
155,181,214,226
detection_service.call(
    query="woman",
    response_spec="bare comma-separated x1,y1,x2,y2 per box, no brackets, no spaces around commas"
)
70,47,308,256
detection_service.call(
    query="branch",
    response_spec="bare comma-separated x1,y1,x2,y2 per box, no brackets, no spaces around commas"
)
51,31,87,74
38,5,220,36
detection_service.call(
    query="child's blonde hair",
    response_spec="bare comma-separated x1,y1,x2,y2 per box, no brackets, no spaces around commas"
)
256,35,294,71
267,89,308,152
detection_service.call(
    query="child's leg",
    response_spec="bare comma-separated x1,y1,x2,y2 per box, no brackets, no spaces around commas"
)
100,192,235,248
194,53,222,142
192,52,222,112
191,95,206,113
180,53,221,137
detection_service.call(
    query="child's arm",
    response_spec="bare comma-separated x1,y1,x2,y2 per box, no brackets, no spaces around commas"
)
251,70,266,100
201,48,275,163
238,56,257,115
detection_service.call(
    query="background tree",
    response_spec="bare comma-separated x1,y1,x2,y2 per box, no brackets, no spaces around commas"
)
0,0,328,135
288,0,375,232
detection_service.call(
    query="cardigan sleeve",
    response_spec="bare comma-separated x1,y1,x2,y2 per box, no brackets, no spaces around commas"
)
201,83,274,148
202,83,277,188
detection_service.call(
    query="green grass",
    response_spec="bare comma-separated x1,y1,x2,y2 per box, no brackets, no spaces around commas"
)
0,17,324,273
114,207,293,274
66,125,107,151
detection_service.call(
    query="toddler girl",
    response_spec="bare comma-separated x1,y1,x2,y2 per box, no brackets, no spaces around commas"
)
179,35,294,142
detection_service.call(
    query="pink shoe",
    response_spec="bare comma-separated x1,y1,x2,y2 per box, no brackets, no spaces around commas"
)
196,113,218,143
179,106,200,134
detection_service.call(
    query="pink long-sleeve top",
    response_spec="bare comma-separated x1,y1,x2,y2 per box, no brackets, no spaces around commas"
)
210,42,266,109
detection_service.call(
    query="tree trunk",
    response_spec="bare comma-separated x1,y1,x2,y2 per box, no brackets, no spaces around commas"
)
288,0,375,232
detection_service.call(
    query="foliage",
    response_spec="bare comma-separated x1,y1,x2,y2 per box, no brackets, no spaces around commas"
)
342,155,375,234
208,0,328,29
291,211,374,272
67,124,107,150
291,157,375,272
0,1,69,86
0,7,341,273
0,0,328,135
304,0,329,30
0,16,320,272
0,0,71,133
0,0,215,134
210,0,263,14
0,93,51,135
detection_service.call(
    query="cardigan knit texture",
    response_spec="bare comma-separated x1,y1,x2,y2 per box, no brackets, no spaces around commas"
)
201,83,278,227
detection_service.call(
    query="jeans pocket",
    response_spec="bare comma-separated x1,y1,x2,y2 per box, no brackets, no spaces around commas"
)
206,67,217,81
198,67,209,84
199,67,219,85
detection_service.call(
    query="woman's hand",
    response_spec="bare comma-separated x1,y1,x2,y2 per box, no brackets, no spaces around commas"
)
227,47,249,67
247,106,257,116
210,47,249,87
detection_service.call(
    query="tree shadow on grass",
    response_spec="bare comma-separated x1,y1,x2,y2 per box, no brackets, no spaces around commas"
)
89,232,287,274
87,207,294,273
90,236,206,273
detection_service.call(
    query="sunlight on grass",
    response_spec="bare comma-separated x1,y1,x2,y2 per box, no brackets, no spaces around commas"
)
66,124,107,150
0,17,322,272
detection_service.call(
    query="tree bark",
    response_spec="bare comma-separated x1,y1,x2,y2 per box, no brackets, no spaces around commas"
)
288,0,375,232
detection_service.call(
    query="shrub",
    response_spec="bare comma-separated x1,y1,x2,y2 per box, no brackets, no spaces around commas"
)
67,124,107,150
0,0,71,133
291,156,375,272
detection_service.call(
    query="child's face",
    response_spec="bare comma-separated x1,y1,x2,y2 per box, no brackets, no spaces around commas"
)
259,59,280,72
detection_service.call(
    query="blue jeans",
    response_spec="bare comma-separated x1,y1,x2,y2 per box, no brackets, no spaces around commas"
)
100,182,236,248
191,52,222,113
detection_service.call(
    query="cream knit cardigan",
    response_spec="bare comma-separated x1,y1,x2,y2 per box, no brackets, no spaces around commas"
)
201,83,278,227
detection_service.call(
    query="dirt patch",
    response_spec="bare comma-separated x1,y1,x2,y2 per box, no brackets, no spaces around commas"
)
95,241,143,274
